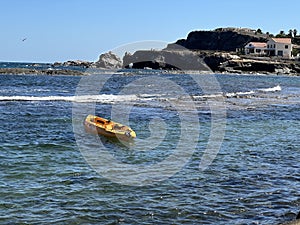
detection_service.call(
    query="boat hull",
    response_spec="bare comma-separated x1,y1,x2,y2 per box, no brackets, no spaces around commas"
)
84,115,136,141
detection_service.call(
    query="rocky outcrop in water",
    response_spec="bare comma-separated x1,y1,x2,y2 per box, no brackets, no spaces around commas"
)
94,51,122,69
53,60,92,68
123,49,211,71
0,68,85,76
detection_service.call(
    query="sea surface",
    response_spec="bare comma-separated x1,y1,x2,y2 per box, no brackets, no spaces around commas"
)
0,64,300,224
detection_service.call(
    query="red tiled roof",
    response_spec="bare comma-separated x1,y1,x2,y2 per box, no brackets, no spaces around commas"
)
247,42,267,48
271,38,291,44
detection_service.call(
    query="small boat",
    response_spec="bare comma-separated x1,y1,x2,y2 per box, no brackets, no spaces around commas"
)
84,114,136,140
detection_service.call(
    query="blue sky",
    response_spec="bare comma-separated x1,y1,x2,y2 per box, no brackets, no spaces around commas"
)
1,0,299,63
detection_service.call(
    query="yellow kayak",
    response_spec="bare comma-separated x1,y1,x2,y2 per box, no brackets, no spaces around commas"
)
84,114,136,140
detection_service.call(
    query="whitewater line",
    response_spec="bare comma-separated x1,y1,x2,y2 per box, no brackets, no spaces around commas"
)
0,85,282,102
0,94,138,103
194,85,282,99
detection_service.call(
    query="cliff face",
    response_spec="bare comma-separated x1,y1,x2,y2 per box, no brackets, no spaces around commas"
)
123,49,211,71
168,29,268,51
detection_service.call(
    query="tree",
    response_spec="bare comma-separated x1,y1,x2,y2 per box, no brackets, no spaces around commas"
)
266,32,274,37
288,29,293,37
293,29,298,37
276,30,286,38
256,28,262,34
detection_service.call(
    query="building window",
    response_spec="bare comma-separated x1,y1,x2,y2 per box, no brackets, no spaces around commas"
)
277,50,283,56
285,45,288,49
274,44,276,48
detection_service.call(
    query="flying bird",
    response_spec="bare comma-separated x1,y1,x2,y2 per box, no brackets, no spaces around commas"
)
22,38,27,42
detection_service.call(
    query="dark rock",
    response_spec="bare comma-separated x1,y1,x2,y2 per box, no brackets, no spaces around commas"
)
167,28,268,51
94,51,122,69
121,47,300,75
199,49,300,75
203,52,239,71
61,60,92,68
53,62,63,67
123,49,211,71
291,63,300,73
0,68,85,76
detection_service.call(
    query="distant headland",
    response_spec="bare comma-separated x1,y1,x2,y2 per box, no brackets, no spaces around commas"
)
1,27,300,76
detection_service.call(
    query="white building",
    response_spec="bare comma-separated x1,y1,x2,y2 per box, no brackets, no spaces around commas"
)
244,42,267,55
266,38,292,59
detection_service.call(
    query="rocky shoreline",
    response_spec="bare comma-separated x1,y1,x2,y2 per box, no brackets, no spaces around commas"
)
0,67,86,76
1,50,299,76
204,52,300,75
1,28,299,76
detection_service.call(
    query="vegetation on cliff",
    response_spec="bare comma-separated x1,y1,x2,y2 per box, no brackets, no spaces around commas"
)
168,28,268,51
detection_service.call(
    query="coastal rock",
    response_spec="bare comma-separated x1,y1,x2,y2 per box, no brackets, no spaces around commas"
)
123,49,211,71
203,52,240,71
94,51,122,69
54,60,92,68
275,67,291,74
167,28,268,51
0,68,85,75
65,60,92,68
215,57,300,75
90,27,300,75
291,63,300,73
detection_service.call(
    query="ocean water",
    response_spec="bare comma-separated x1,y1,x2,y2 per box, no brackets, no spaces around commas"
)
0,71,299,224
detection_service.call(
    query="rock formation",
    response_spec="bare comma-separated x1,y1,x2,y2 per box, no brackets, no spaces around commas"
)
0,68,85,75
53,60,92,68
123,49,211,71
90,28,300,75
94,51,122,69
209,55,300,74
167,28,268,51
122,49,300,75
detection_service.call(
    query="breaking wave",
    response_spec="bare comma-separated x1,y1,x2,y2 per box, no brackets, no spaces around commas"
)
192,85,281,99
258,85,282,92
0,85,281,103
0,94,138,103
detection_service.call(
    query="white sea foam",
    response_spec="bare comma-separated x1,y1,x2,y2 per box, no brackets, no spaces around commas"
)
258,85,281,92
0,94,138,103
0,85,282,103
225,90,255,98
225,85,281,98
192,85,281,99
